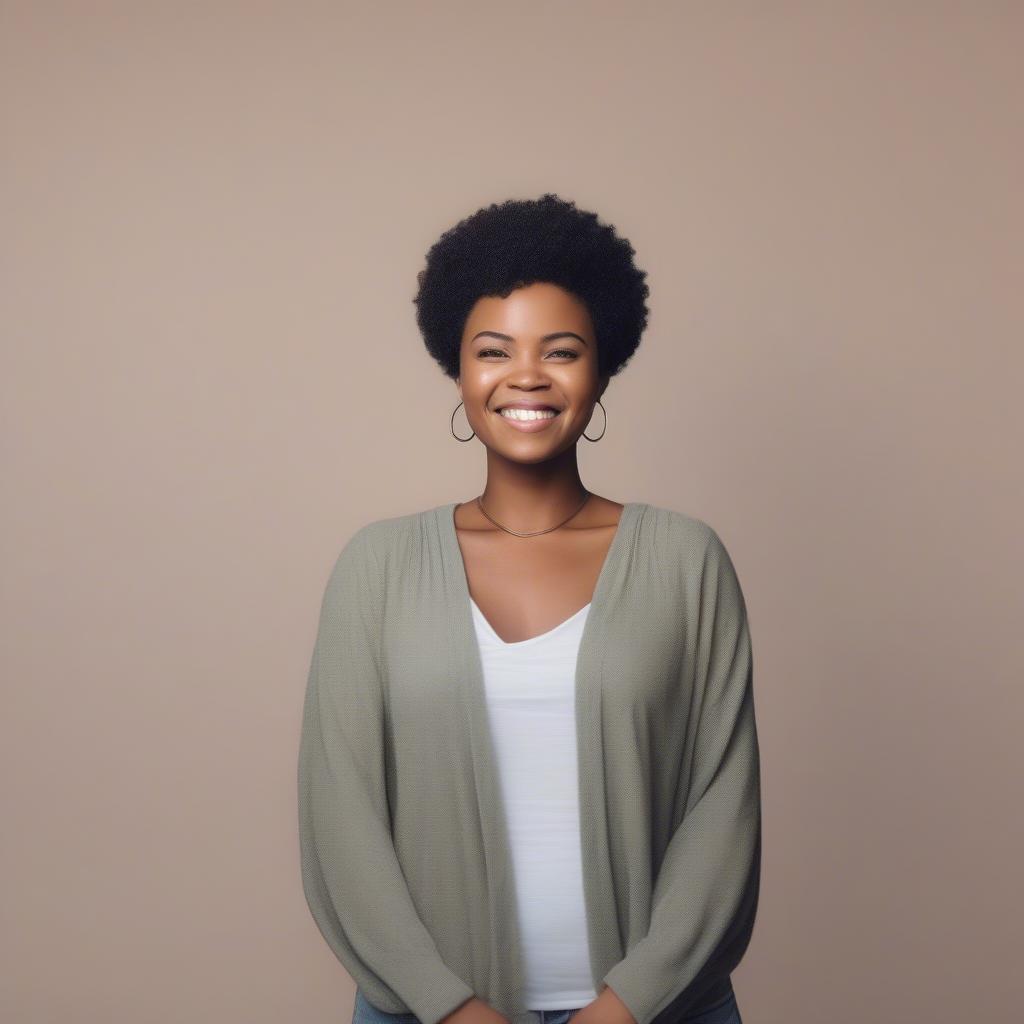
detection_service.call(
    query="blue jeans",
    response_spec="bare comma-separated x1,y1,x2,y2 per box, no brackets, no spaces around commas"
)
352,987,742,1024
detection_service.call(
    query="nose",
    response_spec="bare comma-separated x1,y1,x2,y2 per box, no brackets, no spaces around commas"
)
503,349,553,379
506,364,552,388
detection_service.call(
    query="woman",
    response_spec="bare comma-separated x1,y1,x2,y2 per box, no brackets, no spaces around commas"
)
298,194,760,1024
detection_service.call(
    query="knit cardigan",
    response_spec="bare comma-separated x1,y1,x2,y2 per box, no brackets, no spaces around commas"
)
297,501,761,1024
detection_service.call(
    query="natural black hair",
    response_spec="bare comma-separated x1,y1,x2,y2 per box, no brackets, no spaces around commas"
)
413,193,650,381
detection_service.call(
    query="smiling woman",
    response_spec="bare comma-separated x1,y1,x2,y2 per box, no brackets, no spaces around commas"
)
298,193,759,1024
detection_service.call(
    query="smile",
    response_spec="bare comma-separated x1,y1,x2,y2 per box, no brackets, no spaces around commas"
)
493,407,562,432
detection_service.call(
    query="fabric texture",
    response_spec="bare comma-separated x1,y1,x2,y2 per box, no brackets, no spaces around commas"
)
298,501,761,1024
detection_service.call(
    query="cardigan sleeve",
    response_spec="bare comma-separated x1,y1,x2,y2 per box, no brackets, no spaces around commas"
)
602,527,762,1024
297,525,477,1024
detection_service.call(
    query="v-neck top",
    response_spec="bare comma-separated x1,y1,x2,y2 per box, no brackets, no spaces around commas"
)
298,501,761,1024
470,590,594,1009
470,595,592,647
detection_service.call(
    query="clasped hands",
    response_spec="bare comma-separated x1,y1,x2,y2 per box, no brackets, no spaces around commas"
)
445,984,636,1024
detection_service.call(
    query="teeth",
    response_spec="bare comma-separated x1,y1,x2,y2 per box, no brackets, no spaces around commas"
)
499,407,558,421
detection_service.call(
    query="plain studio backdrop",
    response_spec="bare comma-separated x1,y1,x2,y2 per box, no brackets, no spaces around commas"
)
2,2,1021,1022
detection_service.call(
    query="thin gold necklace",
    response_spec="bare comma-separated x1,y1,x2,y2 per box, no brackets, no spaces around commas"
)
474,490,592,537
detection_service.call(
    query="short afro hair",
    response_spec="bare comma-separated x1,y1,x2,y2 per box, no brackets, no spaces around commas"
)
413,193,650,381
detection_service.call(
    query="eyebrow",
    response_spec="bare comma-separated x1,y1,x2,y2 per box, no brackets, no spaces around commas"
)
471,331,589,346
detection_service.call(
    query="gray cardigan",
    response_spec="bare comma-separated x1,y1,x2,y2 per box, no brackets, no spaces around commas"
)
298,502,761,1024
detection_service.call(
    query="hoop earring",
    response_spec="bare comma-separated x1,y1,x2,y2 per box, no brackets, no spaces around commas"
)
450,400,475,441
582,399,607,442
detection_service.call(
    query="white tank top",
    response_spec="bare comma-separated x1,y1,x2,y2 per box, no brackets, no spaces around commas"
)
469,596,597,1011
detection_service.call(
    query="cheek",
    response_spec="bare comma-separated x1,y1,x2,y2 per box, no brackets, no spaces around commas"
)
461,368,503,403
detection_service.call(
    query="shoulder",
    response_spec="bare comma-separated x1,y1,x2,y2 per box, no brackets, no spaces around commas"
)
638,501,724,557
639,502,744,591
318,513,411,616
346,510,417,549
332,504,443,570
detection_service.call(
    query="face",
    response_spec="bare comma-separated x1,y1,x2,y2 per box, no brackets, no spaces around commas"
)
457,282,607,462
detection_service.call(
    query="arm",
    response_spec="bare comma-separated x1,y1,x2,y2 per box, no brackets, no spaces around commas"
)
297,526,476,1024
600,528,762,1024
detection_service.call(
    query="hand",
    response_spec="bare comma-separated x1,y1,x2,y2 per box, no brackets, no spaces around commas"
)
441,996,510,1024
567,985,636,1024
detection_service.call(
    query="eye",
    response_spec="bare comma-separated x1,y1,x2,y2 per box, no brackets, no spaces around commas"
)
476,348,579,359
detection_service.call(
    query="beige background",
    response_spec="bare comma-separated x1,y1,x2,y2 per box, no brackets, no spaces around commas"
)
3,2,1022,1022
